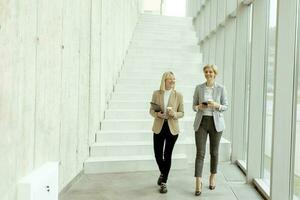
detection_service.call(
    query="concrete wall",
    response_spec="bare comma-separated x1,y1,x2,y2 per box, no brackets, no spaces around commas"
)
0,0,141,199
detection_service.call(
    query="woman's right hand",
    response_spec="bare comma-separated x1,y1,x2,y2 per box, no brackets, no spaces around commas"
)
157,111,165,119
197,104,207,111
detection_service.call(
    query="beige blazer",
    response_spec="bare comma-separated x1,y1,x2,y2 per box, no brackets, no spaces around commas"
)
149,90,184,135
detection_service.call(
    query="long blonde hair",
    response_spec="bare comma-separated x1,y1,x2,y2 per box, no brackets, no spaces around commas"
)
159,71,176,91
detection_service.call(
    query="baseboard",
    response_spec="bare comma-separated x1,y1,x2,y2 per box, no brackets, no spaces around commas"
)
236,160,247,175
59,170,84,198
253,178,270,200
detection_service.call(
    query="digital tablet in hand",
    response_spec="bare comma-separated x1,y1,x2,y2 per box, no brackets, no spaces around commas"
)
150,102,162,112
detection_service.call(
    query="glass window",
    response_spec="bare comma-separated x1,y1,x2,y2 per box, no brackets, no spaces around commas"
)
243,4,253,166
293,6,300,198
262,0,277,187
294,79,300,199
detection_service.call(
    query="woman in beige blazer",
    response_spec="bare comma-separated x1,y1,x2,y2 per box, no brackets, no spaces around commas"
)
149,71,184,194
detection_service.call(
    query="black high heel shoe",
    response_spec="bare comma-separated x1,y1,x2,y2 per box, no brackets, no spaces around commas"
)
157,174,163,186
195,182,202,196
209,185,216,190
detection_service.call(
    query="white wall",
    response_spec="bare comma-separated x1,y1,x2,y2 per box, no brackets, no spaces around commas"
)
0,0,141,199
164,0,186,17
143,0,161,14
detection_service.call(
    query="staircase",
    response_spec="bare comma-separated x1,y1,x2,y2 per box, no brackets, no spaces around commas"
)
84,14,231,174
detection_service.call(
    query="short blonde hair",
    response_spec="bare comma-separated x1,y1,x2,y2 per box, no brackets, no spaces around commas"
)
203,64,218,77
159,71,176,91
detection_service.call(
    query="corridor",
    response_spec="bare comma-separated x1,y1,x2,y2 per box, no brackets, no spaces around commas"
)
61,163,263,200
1,0,300,200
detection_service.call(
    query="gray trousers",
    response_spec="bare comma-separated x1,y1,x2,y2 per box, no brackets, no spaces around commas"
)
194,116,222,177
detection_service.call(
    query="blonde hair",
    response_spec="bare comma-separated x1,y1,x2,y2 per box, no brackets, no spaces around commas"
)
203,64,218,77
159,71,176,91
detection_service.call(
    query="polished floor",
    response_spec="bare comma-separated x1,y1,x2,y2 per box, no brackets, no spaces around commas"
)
60,162,264,200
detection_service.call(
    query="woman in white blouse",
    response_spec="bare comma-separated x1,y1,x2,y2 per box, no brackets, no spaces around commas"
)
192,64,228,196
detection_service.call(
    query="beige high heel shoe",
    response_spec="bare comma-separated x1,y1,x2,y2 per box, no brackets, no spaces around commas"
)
195,179,202,196
209,174,216,190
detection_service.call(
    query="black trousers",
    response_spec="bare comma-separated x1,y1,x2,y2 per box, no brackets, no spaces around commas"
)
153,121,178,183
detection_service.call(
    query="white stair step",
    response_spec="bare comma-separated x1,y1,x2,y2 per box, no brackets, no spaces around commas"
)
96,130,153,142
114,85,197,93
133,32,196,39
120,70,201,79
138,20,192,25
132,33,198,40
84,154,188,174
125,57,202,63
139,20,192,26
109,100,193,110
126,50,200,57
141,14,192,20
127,49,200,57
104,109,195,120
133,34,196,41
100,119,153,131
117,78,200,86
124,59,202,66
139,17,192,22
96,129,190,141
135,26,194,32
137,19,192,23
129,42,198,49
129,42,198,50
137,19,193,25
125,54,201,62
124,63,201,70
105,109,152,120
90,141,190,157
119,71,200,77
123,63,202,71
100,119,194,131
129,41,199,48
111,91,195,99
135,23,194,28
137,23,192,27
110,93,194,102
96,129,192,142
137,19,192,25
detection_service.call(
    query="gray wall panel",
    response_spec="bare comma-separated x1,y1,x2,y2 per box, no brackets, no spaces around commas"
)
34,0,63,167
76,0,91,173
0,0,141,198
59,0,81,188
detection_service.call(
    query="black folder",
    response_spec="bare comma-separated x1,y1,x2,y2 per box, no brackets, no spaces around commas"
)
150,102,162,112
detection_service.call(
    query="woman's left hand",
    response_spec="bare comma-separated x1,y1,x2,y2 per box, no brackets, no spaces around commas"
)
168,109,175,117
208,101,220,109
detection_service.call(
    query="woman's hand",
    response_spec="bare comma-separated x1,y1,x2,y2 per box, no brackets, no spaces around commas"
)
167,109,175,117
157,112,166,119
197,104,207,110
208,101,220,109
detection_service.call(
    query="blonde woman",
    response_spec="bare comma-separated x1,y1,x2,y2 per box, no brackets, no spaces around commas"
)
149,71,184,193
193,64,228,196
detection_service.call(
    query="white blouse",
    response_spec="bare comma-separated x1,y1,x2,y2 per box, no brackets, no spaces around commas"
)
203,85,214,116
163,89,172,114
